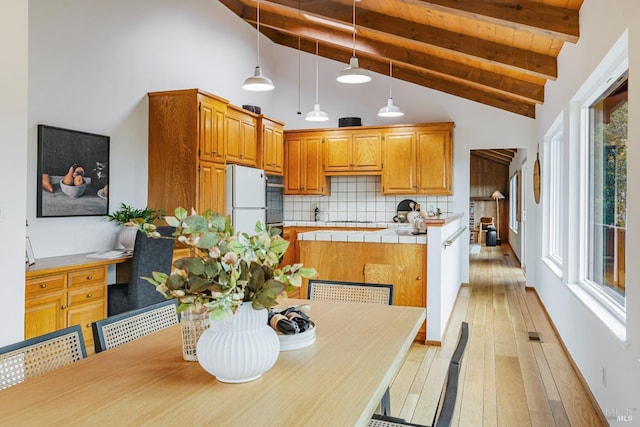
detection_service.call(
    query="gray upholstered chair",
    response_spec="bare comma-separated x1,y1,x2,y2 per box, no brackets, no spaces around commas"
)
107,226,175,316
0,325,86,390
367,322,469,427
92,299,178,353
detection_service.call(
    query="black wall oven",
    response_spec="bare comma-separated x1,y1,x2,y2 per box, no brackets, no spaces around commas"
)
265,174,284,228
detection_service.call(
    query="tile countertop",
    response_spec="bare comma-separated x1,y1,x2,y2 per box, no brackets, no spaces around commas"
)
285,212,463,229
297,227,428,244
292,213,464,245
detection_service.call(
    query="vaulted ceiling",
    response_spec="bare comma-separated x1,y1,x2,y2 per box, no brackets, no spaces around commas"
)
218,0,584,118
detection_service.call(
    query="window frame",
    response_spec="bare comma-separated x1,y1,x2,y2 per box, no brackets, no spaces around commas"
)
509,172,518,234
542,113,564,275
573,31,628,325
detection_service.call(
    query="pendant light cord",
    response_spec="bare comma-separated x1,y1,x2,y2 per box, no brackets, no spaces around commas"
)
315,40,320,104
351,0,356,56
256,0,261,66
297,37,301,114
389,61,393,98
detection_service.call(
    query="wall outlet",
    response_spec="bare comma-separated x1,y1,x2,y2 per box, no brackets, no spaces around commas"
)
602,365,607,388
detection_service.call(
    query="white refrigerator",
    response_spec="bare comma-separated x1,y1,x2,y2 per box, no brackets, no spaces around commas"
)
225,164,266,234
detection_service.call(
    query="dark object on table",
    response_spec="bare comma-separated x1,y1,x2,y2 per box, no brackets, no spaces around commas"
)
242,104,261,114
269,307,313,335
338,117,362,127
107,226,175,316
485,225,497,246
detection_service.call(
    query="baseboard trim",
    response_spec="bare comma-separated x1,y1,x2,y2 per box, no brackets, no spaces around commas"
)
528,287,608,426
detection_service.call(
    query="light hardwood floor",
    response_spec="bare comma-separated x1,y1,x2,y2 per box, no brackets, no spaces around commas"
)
389,244,607,426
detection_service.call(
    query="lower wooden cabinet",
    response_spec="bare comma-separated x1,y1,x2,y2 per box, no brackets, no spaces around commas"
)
25,257,114,354
298,240,427,341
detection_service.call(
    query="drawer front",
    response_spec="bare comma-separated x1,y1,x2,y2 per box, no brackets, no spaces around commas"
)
68,266,106,288
25,274,66,297
67,300,106,353
68,284,105,307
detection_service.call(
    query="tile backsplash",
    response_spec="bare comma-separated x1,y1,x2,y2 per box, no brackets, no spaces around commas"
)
284,175,454,222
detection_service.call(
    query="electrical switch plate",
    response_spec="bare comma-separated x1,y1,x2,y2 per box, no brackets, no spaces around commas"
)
0,201,5,222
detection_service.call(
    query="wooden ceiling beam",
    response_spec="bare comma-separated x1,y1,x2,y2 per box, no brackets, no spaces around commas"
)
252,0,558,80
251,11,544,104
265,29,536,118
402,0,579,43
472,151,512,166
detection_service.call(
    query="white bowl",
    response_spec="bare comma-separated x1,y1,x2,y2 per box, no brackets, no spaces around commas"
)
278,325,316,351
59,180,86,198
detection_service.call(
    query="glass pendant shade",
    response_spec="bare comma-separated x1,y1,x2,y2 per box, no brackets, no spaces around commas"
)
306,103,329,121
242,66,274,92
337,56,372,84
378,97,404,117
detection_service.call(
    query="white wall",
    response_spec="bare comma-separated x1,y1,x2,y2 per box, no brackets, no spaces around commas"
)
534,0,640,416
426,217,463,342
0,0,29,346
27,0,278,258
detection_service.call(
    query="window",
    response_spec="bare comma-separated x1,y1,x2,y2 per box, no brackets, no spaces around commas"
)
509,173,518,233
585,74,627,307
544,115,564,268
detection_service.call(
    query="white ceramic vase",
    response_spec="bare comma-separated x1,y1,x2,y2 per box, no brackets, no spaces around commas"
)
196,303,279,383
118,225,138,251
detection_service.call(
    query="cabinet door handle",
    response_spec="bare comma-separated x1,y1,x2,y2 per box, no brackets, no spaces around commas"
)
60,304,67,310
416,276,422,280
87,275,92,280
86,293,93,299
40,283,47,288
86,323,91,328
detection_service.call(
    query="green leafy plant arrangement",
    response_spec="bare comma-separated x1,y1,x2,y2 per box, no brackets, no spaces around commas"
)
106,203,164,233
143,207,317,320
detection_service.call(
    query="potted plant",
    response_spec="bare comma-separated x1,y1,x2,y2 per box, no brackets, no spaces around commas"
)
142,207,317,381
106,203,163,250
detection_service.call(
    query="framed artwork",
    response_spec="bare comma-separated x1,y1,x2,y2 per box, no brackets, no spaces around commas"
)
37,125,110,217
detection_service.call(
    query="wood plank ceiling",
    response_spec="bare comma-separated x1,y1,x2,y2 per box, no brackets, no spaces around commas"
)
218,0,583,118
472,148,518,166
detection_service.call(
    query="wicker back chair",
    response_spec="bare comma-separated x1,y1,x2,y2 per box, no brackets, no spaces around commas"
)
0,325,86,390
367,322,470,427
92,299,178,353
307,280,394,305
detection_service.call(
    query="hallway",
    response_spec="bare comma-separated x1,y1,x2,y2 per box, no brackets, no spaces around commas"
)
389,244,607,426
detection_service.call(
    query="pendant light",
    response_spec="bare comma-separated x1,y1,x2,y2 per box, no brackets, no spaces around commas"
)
242,0,274,91
306,40,329,122
336,0,371,84
378,61,404,117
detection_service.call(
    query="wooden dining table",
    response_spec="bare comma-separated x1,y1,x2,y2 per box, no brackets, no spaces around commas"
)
0,299,425,426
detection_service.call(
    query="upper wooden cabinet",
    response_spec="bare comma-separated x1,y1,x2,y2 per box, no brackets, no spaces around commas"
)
225,105,258,167
260,116,285,175
382,123,454,195
284,132,330,195
198,95,227,163
148,89,228,215
323,130,382,174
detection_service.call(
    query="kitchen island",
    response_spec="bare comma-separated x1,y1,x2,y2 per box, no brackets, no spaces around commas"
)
297,213,464,344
